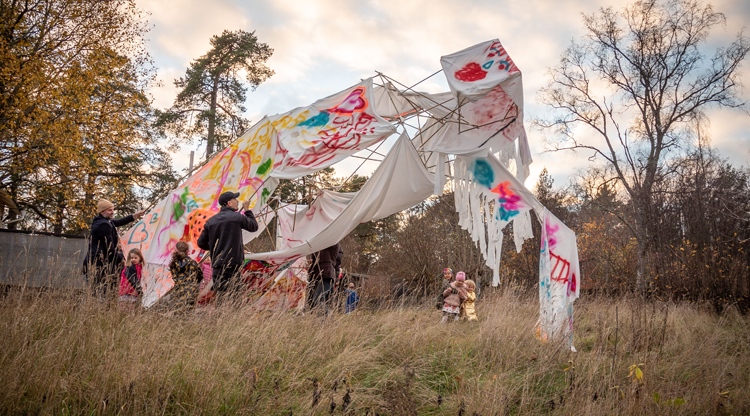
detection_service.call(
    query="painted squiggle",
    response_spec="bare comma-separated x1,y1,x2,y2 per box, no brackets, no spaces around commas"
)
491,181,524,221
121,78,395,308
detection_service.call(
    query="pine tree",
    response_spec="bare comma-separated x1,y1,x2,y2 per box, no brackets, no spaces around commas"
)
156,30,274,159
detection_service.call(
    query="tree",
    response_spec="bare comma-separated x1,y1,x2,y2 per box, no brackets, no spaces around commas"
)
274,167,339,204
156,30,274,159
0,0,174,233
372,194,492,294
533,167,571,223
538,0,750,292
655,148,750,309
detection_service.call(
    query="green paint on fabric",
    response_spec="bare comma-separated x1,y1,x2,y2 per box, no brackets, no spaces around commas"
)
173,187,190,221
257,158,272,176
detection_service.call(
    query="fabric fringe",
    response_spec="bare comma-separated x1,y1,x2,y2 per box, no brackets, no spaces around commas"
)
453,158,508,287
513,211,534,253
434,152,446,196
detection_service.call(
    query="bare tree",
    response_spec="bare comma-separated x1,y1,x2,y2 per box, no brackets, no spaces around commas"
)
538,0,750,292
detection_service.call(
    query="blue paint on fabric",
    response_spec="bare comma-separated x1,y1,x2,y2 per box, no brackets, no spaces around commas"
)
299,111,330,128
472,159,495,188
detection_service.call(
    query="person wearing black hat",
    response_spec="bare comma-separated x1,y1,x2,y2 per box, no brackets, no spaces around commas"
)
196,191,258,297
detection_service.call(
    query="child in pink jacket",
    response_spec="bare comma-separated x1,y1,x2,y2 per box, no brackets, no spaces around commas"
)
118,248,143,311
441,271,468,323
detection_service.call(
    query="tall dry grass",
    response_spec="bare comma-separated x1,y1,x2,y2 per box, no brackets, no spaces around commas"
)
0,283,748,415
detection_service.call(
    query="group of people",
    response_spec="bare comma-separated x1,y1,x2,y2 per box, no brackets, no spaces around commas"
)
83,191,259,312
83,193,474,320
437,268,478,323
83,191,361,313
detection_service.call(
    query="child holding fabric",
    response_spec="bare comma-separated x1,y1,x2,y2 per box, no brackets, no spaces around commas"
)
461,280,478,322
441,271,467,323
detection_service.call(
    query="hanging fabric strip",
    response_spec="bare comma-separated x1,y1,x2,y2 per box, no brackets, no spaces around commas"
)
493,230,503,287
537,209,580,349
513,210,534,253
483,197,495,270
434,152,446,196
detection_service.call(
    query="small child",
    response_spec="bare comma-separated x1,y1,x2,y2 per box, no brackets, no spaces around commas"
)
461,279,478,322
118,248,143,311
197,253,214,305
345,282,359,313
169,242,203,314
436,268,454,310
441,271,468,323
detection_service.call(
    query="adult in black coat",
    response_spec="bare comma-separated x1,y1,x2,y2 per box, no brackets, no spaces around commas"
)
306,242,341,312
83,199,144,297
196,191,258,295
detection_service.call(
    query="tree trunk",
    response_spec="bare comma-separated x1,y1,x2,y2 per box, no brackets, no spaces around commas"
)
636,236,648,295
206,77,219,159
633,193,657,296
53,193,65,234
6,174,18,230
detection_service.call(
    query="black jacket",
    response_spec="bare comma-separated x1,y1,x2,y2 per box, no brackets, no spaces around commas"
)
308,243,340,282
196,206,258,269
84,214,135,273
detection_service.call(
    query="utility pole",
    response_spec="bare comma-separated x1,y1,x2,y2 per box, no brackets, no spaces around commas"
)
188,151,195,176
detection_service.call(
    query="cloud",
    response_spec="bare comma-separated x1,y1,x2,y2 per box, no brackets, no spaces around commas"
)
137,0,750,183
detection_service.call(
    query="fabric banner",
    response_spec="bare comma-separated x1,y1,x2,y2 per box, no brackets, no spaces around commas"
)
276,191,356,250
538,209,580,348
271,78,396,179
246,132,434,271
276,204,310,250
455,154,543,286
121,78,396,307
249,258,308,312
417,90,523,157
440,39,523,105
404,40,527,170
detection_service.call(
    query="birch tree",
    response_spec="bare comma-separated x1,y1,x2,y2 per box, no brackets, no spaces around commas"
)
538,0,750,292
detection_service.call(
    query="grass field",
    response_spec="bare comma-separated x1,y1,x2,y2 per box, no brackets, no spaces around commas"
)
1,286,748,415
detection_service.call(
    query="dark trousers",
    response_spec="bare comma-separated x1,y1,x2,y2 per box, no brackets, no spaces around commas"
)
212,264,242,295
87,262,120,299
308,278,334,312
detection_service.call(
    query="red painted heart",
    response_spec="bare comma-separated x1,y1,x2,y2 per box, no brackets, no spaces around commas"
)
454,62,487,82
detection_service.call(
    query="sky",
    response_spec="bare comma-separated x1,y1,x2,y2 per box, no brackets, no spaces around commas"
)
136,0,750,189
